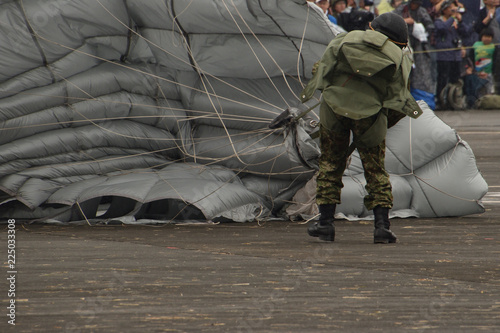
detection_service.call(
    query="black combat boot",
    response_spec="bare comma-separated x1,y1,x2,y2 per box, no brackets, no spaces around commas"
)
308,204,336,242
373,205,397,244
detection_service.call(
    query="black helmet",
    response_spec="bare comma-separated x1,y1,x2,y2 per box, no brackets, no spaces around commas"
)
369,12,408,47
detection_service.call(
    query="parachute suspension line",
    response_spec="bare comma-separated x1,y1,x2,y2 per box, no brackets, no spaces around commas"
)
296,5,311,89
169,0,260,159
412,138,461,181
226,0,299,105
75,201,92,226
222,0,290,107
90,0,282,113
405,118,478,204
413,174,481,203
168,4,253,167
299,213,321,225
169,0,230,160
167,0,194,24
66,104,174,142
155,131,300,223
180,133,306,221
257,0,306,80
154,172,191,208
409,117,414,174
106,0,283,171
176,128,288,168
0,90,271,132
17,0,56,84
30,147,182,173
21,32,277,118
154,81,191,158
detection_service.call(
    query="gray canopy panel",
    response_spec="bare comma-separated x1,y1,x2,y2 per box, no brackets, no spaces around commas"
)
0,0,487,223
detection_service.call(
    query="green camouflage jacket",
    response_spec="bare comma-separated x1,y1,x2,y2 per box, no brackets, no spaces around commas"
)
300,30,423,121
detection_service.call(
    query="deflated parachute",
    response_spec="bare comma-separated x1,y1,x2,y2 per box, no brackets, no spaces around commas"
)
0,0,487,223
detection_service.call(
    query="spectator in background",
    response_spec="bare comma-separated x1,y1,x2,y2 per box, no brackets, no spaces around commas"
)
497,3,500,27
377,0,404,15
427,0,448,20
456,0,480,47
472,27,496,94
308,0,338,24
330,0,348,29
346,0,358,10
463,28,496,107
475,0,500,38
475,0,500,94
434,0,471,108
359,0,377,16
396,0,437,108
330,0,374,31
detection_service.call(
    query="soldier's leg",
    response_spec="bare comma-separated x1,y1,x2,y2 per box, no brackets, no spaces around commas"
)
351,114,392,209
316,108,350,206
357,139,393,210
353,116,396,243
309,105,349,241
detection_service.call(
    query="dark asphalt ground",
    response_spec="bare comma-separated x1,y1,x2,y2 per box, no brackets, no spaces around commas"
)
2,110,500,332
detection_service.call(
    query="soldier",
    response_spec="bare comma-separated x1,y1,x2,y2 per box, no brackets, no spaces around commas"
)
300,12,423,243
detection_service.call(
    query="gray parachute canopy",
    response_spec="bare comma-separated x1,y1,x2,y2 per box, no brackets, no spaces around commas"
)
0,0,487,223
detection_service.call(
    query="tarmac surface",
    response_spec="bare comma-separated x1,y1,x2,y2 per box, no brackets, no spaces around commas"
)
2,110,500,332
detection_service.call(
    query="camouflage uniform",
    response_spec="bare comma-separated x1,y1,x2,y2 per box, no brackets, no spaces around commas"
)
300,29,422,211
316,103,405,209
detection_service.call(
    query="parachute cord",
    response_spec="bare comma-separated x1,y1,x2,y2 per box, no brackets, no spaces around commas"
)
76,201,92,226
15,31,277,116
156,130,299,223
94,0,282,168
0,90,272,131
220,0,292,108
413,174,482,203
91,0,282,112
62,86,285,171
296,5,310,89
257,0,306,79
226,0,300,104
398,118,482,204
167,2,252,167
154,81,191,159
298,213,320,225
409,117,414,174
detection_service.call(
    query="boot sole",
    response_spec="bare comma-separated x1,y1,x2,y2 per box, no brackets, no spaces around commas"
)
374,228,397,244
374,237,397,244
319,233,335,242
308,223,335,241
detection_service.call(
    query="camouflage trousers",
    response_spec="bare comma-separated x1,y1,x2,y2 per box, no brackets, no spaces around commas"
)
316,104,393,210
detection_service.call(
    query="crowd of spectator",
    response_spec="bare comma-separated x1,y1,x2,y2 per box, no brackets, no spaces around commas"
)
308,0,500,110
